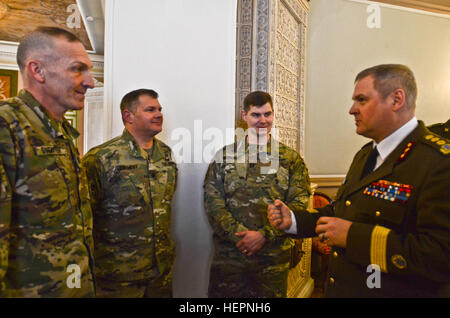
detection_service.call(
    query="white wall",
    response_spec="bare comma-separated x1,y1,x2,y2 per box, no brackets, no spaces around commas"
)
305,0,450,175
104,0,237,297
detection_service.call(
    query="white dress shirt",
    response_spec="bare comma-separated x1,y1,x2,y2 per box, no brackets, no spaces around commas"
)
373,117,418,170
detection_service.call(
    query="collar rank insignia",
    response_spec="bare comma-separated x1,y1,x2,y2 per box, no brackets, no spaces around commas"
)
363,179,412,205
397,142,415,163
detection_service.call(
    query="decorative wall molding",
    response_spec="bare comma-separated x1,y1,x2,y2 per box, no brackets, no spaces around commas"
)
236,0,308,157
310,176,345,188
348,0,450,18
287,179,314,298
372,0,450,16
0,41,18,70
0,41,104,77
310,176,346,200
235,0,254,121
254,0,271,92
89,55,105,78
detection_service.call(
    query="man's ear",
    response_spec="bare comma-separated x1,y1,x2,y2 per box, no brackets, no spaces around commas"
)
391,89,406,111
27,60,45,83
122,109,134,124
241,109,247,121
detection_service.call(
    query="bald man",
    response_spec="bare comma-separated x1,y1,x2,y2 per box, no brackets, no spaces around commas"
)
0,27,96,297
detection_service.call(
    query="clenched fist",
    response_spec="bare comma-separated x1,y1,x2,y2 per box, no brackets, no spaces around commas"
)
267,199,292,230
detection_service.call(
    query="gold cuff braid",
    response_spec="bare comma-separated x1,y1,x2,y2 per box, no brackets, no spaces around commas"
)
370,225,391,273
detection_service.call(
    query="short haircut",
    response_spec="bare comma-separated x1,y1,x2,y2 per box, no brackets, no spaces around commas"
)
120,89,159,123
16,26,82,71
243,91,273,112
355,64,417,109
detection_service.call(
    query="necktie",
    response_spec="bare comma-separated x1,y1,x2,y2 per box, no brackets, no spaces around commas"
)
361,146,379,179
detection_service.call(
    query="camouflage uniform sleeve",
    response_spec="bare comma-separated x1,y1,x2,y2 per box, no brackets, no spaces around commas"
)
285,152,312,212
203,161,249,244
258,152,312,241
170,150,178,193
81,153,103,214
0,118,15,291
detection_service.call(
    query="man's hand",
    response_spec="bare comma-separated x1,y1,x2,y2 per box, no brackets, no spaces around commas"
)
312,238,332,255
267,199,292,230
235,231,266,256
315,217,352,248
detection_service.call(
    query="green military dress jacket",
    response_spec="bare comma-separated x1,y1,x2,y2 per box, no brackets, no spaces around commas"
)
292,121,450,297
0,90,95,297
204,137,311,267
82,129,177,282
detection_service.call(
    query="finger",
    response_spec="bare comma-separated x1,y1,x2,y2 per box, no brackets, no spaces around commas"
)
316,217,331,225
236,245,248,254
319,232,328,243
269,214,282,225
268,219,276,227
235,239,246,249
274,199,282,207
235,232,246,237
268,205,281,214
268,214,280,225
246,243,262,256
269,211,280,220
315,224,327,235
272,219,283,228
267,208,278,218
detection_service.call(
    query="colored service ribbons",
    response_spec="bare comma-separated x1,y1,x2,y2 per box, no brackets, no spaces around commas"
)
363,179,412,204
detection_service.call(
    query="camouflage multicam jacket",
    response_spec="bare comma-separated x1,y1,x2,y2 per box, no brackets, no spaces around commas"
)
204,137,311,266
0,90,95,297
82,129,178,282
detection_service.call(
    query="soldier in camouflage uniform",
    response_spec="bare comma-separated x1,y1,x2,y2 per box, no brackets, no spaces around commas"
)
82,89,178,297
0,27,95,297
204,91,311,298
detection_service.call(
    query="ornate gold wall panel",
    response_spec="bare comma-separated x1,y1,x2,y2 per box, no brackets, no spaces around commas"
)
236,0,312,298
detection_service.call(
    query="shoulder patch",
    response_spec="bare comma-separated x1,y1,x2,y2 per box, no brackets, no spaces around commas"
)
422,133,450,155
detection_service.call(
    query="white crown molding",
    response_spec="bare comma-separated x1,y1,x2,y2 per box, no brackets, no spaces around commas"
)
348,0,450,19
0,42,19,70
0,41,103,76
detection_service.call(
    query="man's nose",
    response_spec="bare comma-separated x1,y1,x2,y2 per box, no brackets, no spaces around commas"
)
349,102,357,115
83,71,95,89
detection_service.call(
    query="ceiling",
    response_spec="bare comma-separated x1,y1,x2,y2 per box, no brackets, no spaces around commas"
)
0,0,105,54
77,0,104,54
